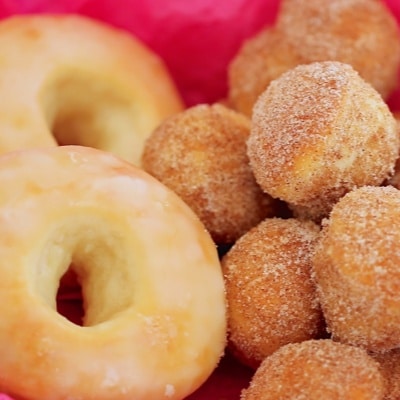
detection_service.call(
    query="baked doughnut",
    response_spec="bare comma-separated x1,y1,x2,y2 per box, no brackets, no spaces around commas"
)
276,0,400,100
248,61,399,221
142,103,280,244
227,27,301,117
313,185,400,352
228,0,400,117
241,339,385,400
222,217,323,369
0,146,226,400
0,14,183,166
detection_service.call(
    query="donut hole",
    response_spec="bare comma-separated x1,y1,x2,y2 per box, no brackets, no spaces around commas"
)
41,70,146,164
38,217,136,327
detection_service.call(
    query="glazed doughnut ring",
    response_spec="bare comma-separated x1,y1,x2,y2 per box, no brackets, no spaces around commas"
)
0,15,183,166
0,146,226,400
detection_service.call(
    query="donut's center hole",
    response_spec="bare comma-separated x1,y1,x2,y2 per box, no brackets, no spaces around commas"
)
41,71,147,164
56,265,84,326
37,218,136,327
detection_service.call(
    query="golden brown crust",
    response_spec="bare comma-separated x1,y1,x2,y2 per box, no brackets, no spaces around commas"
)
248,61,399,221
372,348,400,400
228,27,302,117
241,339,385,400
222,218,323,369
385,111,400,189
313,186,400,352
227,0,400,117
142,103,280,244
276,0,400,99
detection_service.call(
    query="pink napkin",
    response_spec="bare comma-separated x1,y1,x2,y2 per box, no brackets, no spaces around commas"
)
77,0,281,105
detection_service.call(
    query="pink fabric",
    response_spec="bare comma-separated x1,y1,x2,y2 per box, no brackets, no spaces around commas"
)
78,0,281,105
0,0,398,398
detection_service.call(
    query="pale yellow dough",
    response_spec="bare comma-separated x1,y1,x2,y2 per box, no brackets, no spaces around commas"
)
0,15,183,166
0,146,226,400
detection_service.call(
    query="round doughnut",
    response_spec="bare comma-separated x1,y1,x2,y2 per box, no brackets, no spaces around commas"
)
0,145,226,400
221,217,323,369
248,61,399,221
241,339,385,400
0,14,183,166
142,103,281,244
227,27,301,117
276,0,400,100
313,185,400,352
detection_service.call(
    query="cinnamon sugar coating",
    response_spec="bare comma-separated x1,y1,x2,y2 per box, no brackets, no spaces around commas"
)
142,103,280,244
222,218,323,369
248,61,399,221
385,112,400,189
228,27,301,117
313,186,400,352
277,0,400,99
228,0,400,116
241,339,385,400
372,348,400,400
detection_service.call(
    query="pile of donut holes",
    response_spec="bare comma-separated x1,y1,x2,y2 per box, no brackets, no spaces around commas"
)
143,0,400,398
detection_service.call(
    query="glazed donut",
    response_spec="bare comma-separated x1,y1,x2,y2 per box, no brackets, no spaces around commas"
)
0,146,226,400
313,185,400,352
142,103,281,244
248,61,399,221
222,217,323,369
241,339,385,400
0,15,183,166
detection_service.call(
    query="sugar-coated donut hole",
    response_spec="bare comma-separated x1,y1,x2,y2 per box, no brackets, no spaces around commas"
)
241,339,385,400
312,185,400,351
248,61,399,221
141,103,281,244
222,217,323,369
40,70,147,164
36,215,135,327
